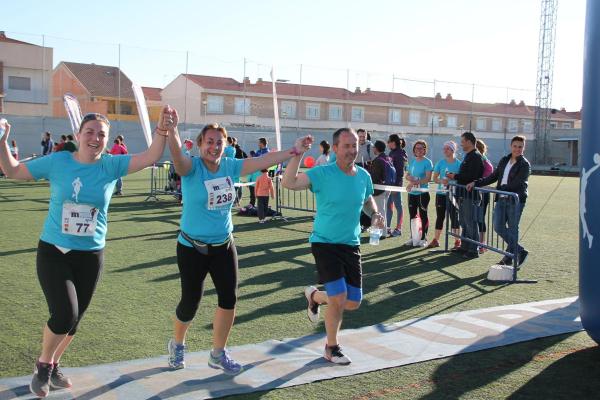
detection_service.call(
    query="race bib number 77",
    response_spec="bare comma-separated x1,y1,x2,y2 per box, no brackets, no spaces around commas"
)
62,202,99,236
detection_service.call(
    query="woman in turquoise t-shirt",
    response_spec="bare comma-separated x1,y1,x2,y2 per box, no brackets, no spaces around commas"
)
0,108,173,398
165,123,312,375
430,141,462,249
405,140,434,247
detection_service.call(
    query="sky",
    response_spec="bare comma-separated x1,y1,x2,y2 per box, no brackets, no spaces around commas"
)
2,0,586,110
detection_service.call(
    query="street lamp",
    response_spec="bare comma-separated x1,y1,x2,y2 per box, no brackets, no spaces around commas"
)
202,99,208,123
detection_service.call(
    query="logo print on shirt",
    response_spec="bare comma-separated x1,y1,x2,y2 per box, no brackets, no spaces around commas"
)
581,153,600,249
72,177,83,203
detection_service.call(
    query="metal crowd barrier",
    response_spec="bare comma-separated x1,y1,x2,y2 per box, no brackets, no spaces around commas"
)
145,162,180,201
274,175,316,216
446,183,536,284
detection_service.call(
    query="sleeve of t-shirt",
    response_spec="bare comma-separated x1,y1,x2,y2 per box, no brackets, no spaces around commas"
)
25,153,56,181
229,158,244,180
305,166,323,193
433,160,443,175
105,154,132,180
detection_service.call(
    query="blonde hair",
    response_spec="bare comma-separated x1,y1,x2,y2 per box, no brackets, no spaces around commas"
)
196,123,228,146
476,139,487,155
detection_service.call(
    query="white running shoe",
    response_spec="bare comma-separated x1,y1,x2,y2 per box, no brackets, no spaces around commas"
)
324,344,352,365
418,239,429,248
304,286,320,323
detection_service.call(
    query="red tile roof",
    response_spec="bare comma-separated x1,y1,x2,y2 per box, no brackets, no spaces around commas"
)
142,86,162,102
0,32,37,46
62,62,135,99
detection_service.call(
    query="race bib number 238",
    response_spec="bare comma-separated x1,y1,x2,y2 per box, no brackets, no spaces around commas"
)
204,176,236,211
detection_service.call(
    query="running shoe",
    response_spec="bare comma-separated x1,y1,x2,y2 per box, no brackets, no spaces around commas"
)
324,344,352,365
452,239,462,249
498,255,513,266
167,339,186,369
426,239,440,249
418,240,429,248
208,349,243,375
304,286,320,323
391,228,402,237
49,363,72,390
30,361,52,398
518,249,529,267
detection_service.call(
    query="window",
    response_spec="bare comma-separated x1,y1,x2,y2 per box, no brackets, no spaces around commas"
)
409,110,420,126
351,106,364,122
446,115,458,128
329,104,343,121
306,103,320,120
281,101,296,118
549,122,558,129
508,119,519,133
476,118,487,131
522,120,533,133
429,113,440,127
562,122,572,129
234,97,251,115
389,109,401,124
492,118,503,132
8,76,31,91
207,95,224,113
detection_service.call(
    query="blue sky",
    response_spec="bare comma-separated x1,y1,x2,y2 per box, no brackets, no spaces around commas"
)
3,0,586,109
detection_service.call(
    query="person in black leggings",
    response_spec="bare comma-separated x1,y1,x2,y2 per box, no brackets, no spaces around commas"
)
405,140,434,247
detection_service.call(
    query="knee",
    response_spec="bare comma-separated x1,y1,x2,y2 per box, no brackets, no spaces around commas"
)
48,310,78,335
217,292,237,310
345,301,361,311
176,300,200,323
328,293,347,309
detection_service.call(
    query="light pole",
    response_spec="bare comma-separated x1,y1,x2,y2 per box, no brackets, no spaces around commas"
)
202,99,208,124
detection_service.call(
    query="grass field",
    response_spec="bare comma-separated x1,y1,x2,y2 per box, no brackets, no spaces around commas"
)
1,171,597,399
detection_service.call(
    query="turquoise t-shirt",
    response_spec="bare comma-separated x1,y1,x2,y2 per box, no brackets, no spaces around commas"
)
407,158,433,195
224,146,236,158
179,156,244,245
433,158,462,195
305,163,374,246
25,151,131,250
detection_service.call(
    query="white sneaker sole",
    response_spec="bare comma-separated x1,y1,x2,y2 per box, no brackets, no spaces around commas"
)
304,286,319,323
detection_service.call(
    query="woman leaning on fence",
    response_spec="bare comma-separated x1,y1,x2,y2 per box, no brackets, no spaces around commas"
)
164,122,313,375
0,107,173,398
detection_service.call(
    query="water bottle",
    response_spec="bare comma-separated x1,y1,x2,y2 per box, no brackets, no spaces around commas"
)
369,227,382,245
0,118,6,141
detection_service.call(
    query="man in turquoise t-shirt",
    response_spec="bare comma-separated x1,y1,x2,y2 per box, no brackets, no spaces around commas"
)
282,128,384,366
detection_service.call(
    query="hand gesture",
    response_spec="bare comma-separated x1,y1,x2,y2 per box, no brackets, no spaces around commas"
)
0,119,11,143
406,182,414,192
293,135,313,154
446,172,455,179
158,105,178,132
466,182,475,192
371,212,385,229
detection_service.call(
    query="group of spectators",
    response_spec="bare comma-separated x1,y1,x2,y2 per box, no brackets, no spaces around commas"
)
351,129,531,267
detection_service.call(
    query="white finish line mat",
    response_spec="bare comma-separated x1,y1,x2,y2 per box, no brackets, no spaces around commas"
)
0,297,582,400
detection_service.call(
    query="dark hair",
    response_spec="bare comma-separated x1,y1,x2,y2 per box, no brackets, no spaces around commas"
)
116,135,124,141
461,131,477,145
227,136,234,145
261,169,268,173
332,128,356,145
366,131,372,141
356,128,366,134
320,140,331,155
231,137,237,144
388,134,401,148
67,134,74,141
61,135,67,141
113,139,120,144
258,137,267,146
79,113,110,132
413,139,428,155
196,123,228,145
511,135,526,144
45,132,51,138
374,140,386,153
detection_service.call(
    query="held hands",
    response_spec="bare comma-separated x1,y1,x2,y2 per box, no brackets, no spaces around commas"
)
466,182,475,192
158,105,178,134
371,212,385,229
0,119,10,143
446,172,456,179
291,135,313,156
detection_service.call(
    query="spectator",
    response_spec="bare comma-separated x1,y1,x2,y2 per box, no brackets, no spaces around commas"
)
468,135,531,266
256,137,270,157
429,141,462,249
9,139,18,160
255,168,275,223
64,135,77,152
41,133,55,154
405,140,434,247
476,139,494,252
183,139,194,157
447,131,484,259
369,140,395,237
109,138,128,195
386,134,408,237
233,137,248,159
315,140,331,166
224,136,236,158
355,128,373,168
116,135,128,152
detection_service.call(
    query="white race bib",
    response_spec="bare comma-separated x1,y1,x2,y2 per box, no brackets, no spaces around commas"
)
61,202,98,236
204,176,236,211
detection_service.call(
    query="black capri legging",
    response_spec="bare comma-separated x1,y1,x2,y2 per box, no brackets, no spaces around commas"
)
176,240,238,323
435,194,460,231
478,193,491,232
37,240,104,336
408,193,430,240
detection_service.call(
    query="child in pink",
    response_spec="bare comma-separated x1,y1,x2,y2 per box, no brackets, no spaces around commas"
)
254,169,274,223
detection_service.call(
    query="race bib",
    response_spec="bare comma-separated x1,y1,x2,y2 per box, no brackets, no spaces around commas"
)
205,176,236,210
62,202,99,236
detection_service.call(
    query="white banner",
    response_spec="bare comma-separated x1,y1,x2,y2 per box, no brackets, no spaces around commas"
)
63,93,83,134
132,83,152,148
270,67,281,151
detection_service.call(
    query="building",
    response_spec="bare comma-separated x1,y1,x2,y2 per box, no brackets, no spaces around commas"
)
161,74,579,139
141,86,163,122
0,31,53,116
52,61,138,121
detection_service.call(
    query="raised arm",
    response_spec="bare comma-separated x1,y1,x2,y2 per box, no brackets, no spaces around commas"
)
281,153,312,190
241,136,313,176
0,121,33,180
127,105,174,174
